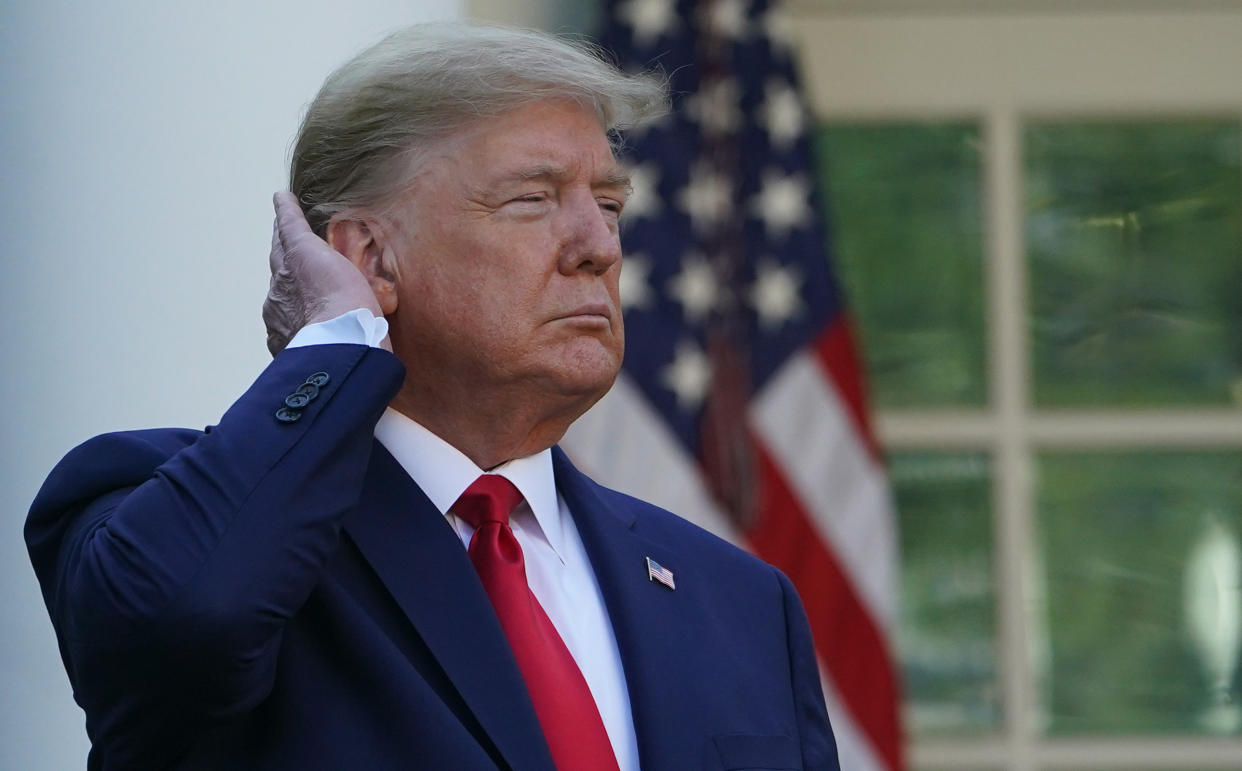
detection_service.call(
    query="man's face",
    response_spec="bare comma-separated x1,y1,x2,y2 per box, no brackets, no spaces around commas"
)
383,99,630,413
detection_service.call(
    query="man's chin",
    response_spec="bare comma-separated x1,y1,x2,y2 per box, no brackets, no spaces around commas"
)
541,355,620,411
556,364,619,402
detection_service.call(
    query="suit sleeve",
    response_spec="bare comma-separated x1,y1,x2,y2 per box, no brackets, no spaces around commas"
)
25,343,405,766
775,569,842,771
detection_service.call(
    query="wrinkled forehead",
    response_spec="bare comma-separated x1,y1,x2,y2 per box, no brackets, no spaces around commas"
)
374,99,628,229
437,99,624,183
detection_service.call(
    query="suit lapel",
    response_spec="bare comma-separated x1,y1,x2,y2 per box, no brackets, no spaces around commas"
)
343,442,554,771
552,448,701,771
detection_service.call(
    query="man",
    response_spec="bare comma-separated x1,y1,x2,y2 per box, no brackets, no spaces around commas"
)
27,22,839,771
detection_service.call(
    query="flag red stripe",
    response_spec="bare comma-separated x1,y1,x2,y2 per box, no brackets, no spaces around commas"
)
813,320,883,463
747,438,903,771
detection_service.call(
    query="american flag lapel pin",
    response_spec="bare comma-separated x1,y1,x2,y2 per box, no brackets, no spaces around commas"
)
645,557,675,590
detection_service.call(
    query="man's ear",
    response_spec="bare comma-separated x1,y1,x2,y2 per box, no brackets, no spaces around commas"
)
326,218,399,315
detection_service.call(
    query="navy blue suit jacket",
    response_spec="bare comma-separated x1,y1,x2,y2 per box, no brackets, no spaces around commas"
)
27,344,839,770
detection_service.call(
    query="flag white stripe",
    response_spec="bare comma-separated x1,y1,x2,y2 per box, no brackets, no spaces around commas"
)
752,351,898,630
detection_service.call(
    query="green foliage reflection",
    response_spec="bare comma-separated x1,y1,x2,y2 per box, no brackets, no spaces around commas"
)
1025,120,1242,407
1037,451,1242,735
892,451,1000,734
815,123,987,408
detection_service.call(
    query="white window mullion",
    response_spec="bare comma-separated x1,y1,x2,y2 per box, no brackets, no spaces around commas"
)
985,106,1041,771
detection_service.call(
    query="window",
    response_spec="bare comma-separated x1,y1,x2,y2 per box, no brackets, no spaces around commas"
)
801,2,1242,768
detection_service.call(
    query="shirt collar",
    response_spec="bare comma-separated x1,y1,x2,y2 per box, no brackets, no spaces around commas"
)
374,407,565,561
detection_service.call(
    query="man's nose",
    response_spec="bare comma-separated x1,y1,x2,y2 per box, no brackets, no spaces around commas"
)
557,193,622,276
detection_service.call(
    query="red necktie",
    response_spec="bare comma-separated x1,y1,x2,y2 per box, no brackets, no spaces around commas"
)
453,475,621,771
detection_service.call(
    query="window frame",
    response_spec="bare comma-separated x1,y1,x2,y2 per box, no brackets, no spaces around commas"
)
791,3,1242,769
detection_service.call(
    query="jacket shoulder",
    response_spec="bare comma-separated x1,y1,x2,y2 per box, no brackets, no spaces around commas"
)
30,429,200,519
25,428,201,555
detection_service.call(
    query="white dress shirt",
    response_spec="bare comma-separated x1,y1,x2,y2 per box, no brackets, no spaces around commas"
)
288,310,640,770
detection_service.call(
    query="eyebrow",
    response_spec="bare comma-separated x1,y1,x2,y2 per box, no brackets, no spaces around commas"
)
497,164,632,191
599,167,632,191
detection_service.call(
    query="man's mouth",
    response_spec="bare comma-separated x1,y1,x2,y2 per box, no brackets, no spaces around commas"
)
556,303,612,323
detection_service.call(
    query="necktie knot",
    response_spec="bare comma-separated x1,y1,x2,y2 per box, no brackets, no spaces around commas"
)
453,474,524,529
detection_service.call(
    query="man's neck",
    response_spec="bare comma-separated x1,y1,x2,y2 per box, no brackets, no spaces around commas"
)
387,387,585,470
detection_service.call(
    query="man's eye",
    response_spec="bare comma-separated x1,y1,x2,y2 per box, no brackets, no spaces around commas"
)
513,193,548,204
599,199,624,215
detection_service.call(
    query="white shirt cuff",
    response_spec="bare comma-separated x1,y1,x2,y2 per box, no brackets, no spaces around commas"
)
286,308,390,350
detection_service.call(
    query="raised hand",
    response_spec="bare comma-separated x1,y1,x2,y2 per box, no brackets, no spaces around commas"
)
262,192,385,355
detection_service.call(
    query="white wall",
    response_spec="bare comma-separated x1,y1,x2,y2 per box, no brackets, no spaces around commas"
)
0,1,460,767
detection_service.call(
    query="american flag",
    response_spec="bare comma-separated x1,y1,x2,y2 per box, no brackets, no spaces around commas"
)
561,0,905,769
645,556,676,590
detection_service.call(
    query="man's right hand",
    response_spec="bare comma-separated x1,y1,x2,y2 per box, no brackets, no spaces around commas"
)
263,192,386,356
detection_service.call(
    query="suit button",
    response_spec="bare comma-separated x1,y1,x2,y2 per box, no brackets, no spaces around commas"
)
275,406,302,423
305,372,330,388
294,382,320,400
284,392,312,409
